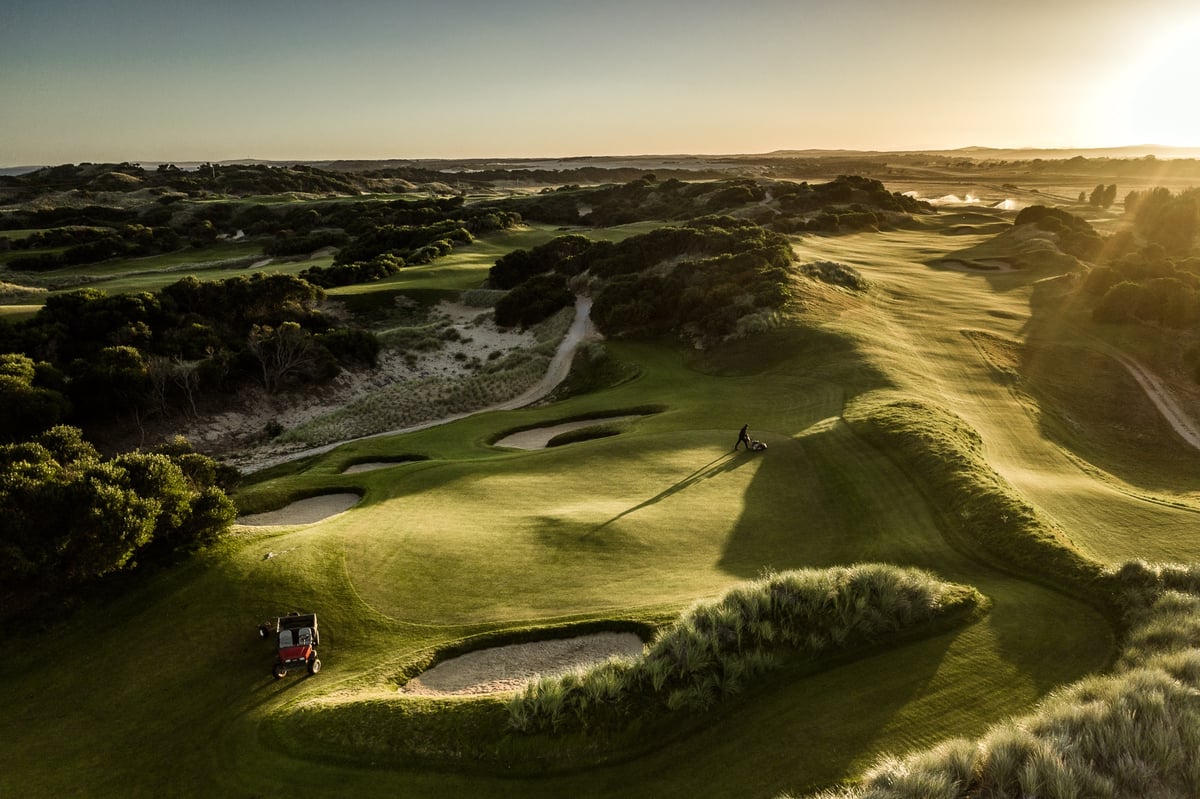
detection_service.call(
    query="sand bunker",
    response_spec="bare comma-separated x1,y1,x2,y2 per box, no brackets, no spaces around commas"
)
942,259,1015,273
493,415,641,450
400,632,644,696
236,493,361,526
342,461,409,474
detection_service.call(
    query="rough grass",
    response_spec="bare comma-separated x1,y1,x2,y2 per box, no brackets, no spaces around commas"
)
279,307,571,446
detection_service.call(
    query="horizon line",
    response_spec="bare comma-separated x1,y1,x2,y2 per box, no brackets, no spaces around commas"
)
6,143,1200,171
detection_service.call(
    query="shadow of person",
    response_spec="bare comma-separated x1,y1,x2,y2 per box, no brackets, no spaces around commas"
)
590,450,750,534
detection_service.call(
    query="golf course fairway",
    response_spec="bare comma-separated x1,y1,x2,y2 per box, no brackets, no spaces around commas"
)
8,208,1198,798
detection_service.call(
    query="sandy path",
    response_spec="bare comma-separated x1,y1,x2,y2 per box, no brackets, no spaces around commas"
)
488,295,597,412
493,414,640,450
400,632,643,696
243,296,596,473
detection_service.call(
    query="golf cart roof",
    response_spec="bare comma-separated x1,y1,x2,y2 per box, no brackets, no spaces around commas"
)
277,613,317,631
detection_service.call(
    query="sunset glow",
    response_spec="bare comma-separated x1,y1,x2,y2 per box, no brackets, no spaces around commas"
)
2,0,1200,165
1109,16,1200,146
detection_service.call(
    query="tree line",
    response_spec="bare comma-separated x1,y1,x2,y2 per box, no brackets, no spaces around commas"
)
489,217,796,346
492,174,932,234
0,272,380,443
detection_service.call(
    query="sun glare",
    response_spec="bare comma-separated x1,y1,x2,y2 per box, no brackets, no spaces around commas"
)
1109,16,1200,146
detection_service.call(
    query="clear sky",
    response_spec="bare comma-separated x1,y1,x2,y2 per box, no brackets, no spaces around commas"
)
2,0,1199,165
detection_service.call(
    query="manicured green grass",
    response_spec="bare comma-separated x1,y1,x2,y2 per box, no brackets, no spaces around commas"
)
0,228,45,240
0,241,270,304
7,209,1198,798
329,221,671,297
0,304,39,321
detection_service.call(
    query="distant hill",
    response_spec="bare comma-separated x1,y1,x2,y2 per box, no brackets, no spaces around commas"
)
8,146,1200,177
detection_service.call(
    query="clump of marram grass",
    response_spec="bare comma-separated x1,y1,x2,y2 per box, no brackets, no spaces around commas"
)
375,324,446,352
460,288,506,307
507,564,980,734
800,563,1200,799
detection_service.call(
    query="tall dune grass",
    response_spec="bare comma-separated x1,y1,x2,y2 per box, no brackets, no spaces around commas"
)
508,564,980,733
802,562,1200,799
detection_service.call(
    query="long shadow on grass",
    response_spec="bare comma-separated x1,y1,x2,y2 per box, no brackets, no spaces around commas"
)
589,451,749,534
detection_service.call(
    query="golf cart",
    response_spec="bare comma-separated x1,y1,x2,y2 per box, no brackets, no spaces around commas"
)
259,612,321,678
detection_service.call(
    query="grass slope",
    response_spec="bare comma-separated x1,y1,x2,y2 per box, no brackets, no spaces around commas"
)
10,207,1197,797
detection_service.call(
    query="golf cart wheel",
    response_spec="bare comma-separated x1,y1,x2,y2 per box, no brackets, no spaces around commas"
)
308,657,322,675
273,663,287,679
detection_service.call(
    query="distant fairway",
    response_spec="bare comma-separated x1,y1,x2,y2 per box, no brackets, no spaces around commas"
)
10,205,1198,798
789,227,1200,563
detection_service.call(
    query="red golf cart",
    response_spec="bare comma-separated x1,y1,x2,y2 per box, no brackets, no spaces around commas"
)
259,612,321,678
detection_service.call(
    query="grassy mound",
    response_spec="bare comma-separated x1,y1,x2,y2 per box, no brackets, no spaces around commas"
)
806,563,1200,799
509,564,982,733
938,223,1080,272
843,393,1106,602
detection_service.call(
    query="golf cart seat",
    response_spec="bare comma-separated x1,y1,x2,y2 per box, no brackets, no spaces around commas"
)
298,628,313,646
279,629,294,647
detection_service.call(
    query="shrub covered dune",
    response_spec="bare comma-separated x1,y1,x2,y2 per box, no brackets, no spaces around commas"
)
3,191,1200,798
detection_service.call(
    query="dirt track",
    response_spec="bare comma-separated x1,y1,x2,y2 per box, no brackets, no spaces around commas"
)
1100,346,1200,452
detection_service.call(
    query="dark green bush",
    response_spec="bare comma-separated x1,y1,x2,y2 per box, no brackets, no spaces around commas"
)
494,273,574,328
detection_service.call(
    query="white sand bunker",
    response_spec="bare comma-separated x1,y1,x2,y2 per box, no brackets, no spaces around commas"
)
342,461,403,474
493,415,641,450
400,632,644,696
236,493,361,526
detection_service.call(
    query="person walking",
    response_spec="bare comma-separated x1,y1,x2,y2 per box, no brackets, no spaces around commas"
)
735,423,751,451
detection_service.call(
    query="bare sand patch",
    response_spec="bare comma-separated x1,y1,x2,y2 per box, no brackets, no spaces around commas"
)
342,461,400,474
400,632,644,696
236,493,361,526
184,297,593,473
493,415,641,450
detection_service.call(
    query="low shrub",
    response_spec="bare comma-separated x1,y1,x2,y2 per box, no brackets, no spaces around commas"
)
801,261,869,292
548,341,641,399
